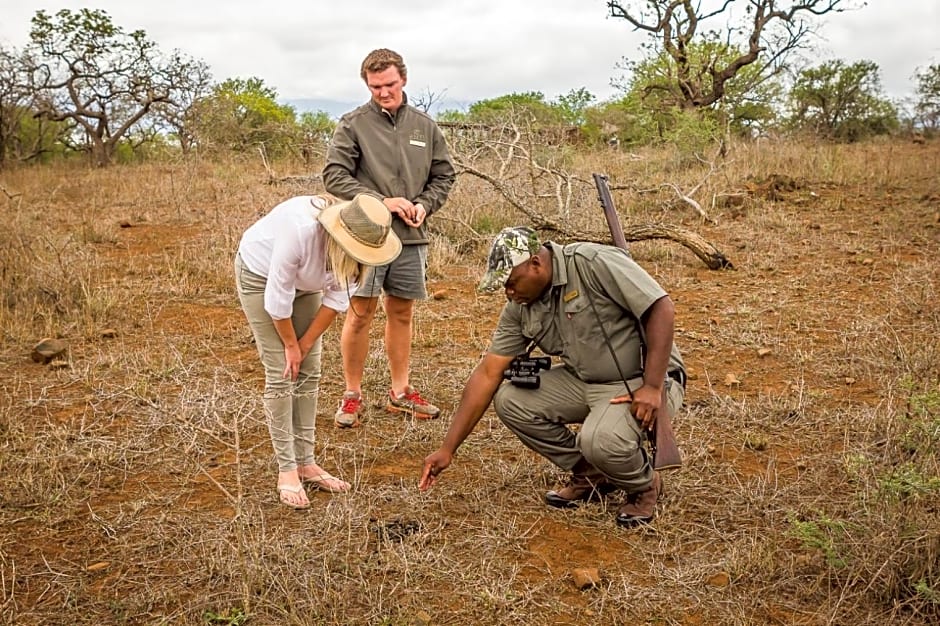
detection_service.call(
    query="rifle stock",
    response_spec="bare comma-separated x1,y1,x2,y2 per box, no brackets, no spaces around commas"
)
592,172,683,472
651,387,682,471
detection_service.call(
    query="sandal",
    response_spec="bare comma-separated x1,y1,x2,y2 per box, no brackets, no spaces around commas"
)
303,472,350,493
277,483,310,509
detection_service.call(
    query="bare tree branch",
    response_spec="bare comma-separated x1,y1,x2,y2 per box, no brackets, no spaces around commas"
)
0,184,21,200
661,182,708,221
607,0,850,109
444,116,732,269
411,86,448,114
554,220,733,270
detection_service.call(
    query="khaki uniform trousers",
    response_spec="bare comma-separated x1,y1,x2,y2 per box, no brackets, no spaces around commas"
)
493,365,684,493
235,254,323,472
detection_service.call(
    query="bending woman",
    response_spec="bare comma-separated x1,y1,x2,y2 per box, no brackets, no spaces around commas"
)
235,193,401,509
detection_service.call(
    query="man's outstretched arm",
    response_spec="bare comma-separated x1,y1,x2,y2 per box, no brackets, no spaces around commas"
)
419,352,513,490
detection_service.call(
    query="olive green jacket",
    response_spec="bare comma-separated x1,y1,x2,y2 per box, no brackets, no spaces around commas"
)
322,95,456,246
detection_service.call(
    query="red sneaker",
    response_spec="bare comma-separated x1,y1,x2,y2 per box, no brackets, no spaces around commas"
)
386,386,440,419
334,391,362,428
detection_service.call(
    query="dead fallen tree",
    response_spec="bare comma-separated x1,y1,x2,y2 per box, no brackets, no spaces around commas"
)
448,120,733,270
454,148,733,269
551,221,733,270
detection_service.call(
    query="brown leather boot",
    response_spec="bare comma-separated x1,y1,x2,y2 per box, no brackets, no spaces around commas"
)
616,471,663,527
544,461,613,509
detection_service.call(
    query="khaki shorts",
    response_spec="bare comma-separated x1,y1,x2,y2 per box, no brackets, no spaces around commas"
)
354,244,428,300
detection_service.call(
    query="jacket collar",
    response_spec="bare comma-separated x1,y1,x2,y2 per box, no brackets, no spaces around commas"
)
546,241,569,291
527,242,567,306
367,92,410,122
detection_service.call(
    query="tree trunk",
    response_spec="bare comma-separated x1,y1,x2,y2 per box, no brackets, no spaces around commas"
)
625,223,733,269
565,223,734,270
90,139,112,166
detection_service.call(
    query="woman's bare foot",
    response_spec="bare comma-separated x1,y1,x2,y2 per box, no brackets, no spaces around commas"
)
277,470,310,509
298,463,351,493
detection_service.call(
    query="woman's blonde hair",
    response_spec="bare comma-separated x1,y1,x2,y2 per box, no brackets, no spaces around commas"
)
326,234,363,288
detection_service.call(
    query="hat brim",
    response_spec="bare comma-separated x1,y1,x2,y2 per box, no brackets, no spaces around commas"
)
318,197,402,266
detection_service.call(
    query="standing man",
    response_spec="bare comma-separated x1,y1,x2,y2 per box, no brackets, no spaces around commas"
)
419,227,686,528
323,48,456,428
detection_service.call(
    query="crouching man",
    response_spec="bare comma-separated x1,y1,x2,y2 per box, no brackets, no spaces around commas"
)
418,227,686,527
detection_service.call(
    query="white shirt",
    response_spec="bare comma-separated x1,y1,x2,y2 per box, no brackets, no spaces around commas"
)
238,195,354,319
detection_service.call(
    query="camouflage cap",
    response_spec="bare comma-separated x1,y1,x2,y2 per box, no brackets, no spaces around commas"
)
477,226,542,293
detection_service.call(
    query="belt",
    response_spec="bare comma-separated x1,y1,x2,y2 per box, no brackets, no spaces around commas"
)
667,369,687,389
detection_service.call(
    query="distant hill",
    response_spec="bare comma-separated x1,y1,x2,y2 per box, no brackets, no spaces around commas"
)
285,98,361,119
285,96,471,119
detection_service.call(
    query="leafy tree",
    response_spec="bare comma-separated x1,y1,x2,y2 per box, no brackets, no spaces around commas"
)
438,90,592,129
296,110,335,164
584,93,724,156
0,45,32,167
28,8,207,165
436,108,469,123
614,40,782,141
0,44,71,166
553,87,596,126
298,110,335,144
465,91,565,125
582,97,643,145
913,64,940,131
191,77,298,156
605,0,851,110
151,55,214,153
788,59,898,141
13,113,73,163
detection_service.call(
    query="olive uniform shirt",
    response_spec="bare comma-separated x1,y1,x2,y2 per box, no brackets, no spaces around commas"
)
488,242,684,383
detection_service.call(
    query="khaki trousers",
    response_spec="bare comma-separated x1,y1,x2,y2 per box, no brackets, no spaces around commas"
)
493,366,684,494
235,255,323,472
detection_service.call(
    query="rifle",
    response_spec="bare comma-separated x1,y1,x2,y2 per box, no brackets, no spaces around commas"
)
593,173,629,251
592,173,683,471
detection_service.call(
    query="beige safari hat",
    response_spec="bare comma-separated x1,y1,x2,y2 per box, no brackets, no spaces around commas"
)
317,193,402,266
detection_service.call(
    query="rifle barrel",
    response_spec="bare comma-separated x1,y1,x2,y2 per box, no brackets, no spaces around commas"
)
593,173,629,251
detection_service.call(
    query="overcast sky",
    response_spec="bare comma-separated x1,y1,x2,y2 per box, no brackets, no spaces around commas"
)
1,1,937,111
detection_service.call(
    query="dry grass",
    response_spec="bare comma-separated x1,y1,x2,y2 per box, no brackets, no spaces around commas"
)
0,138,938,625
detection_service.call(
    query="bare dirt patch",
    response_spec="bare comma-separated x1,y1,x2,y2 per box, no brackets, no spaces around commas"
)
1,141,938,625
